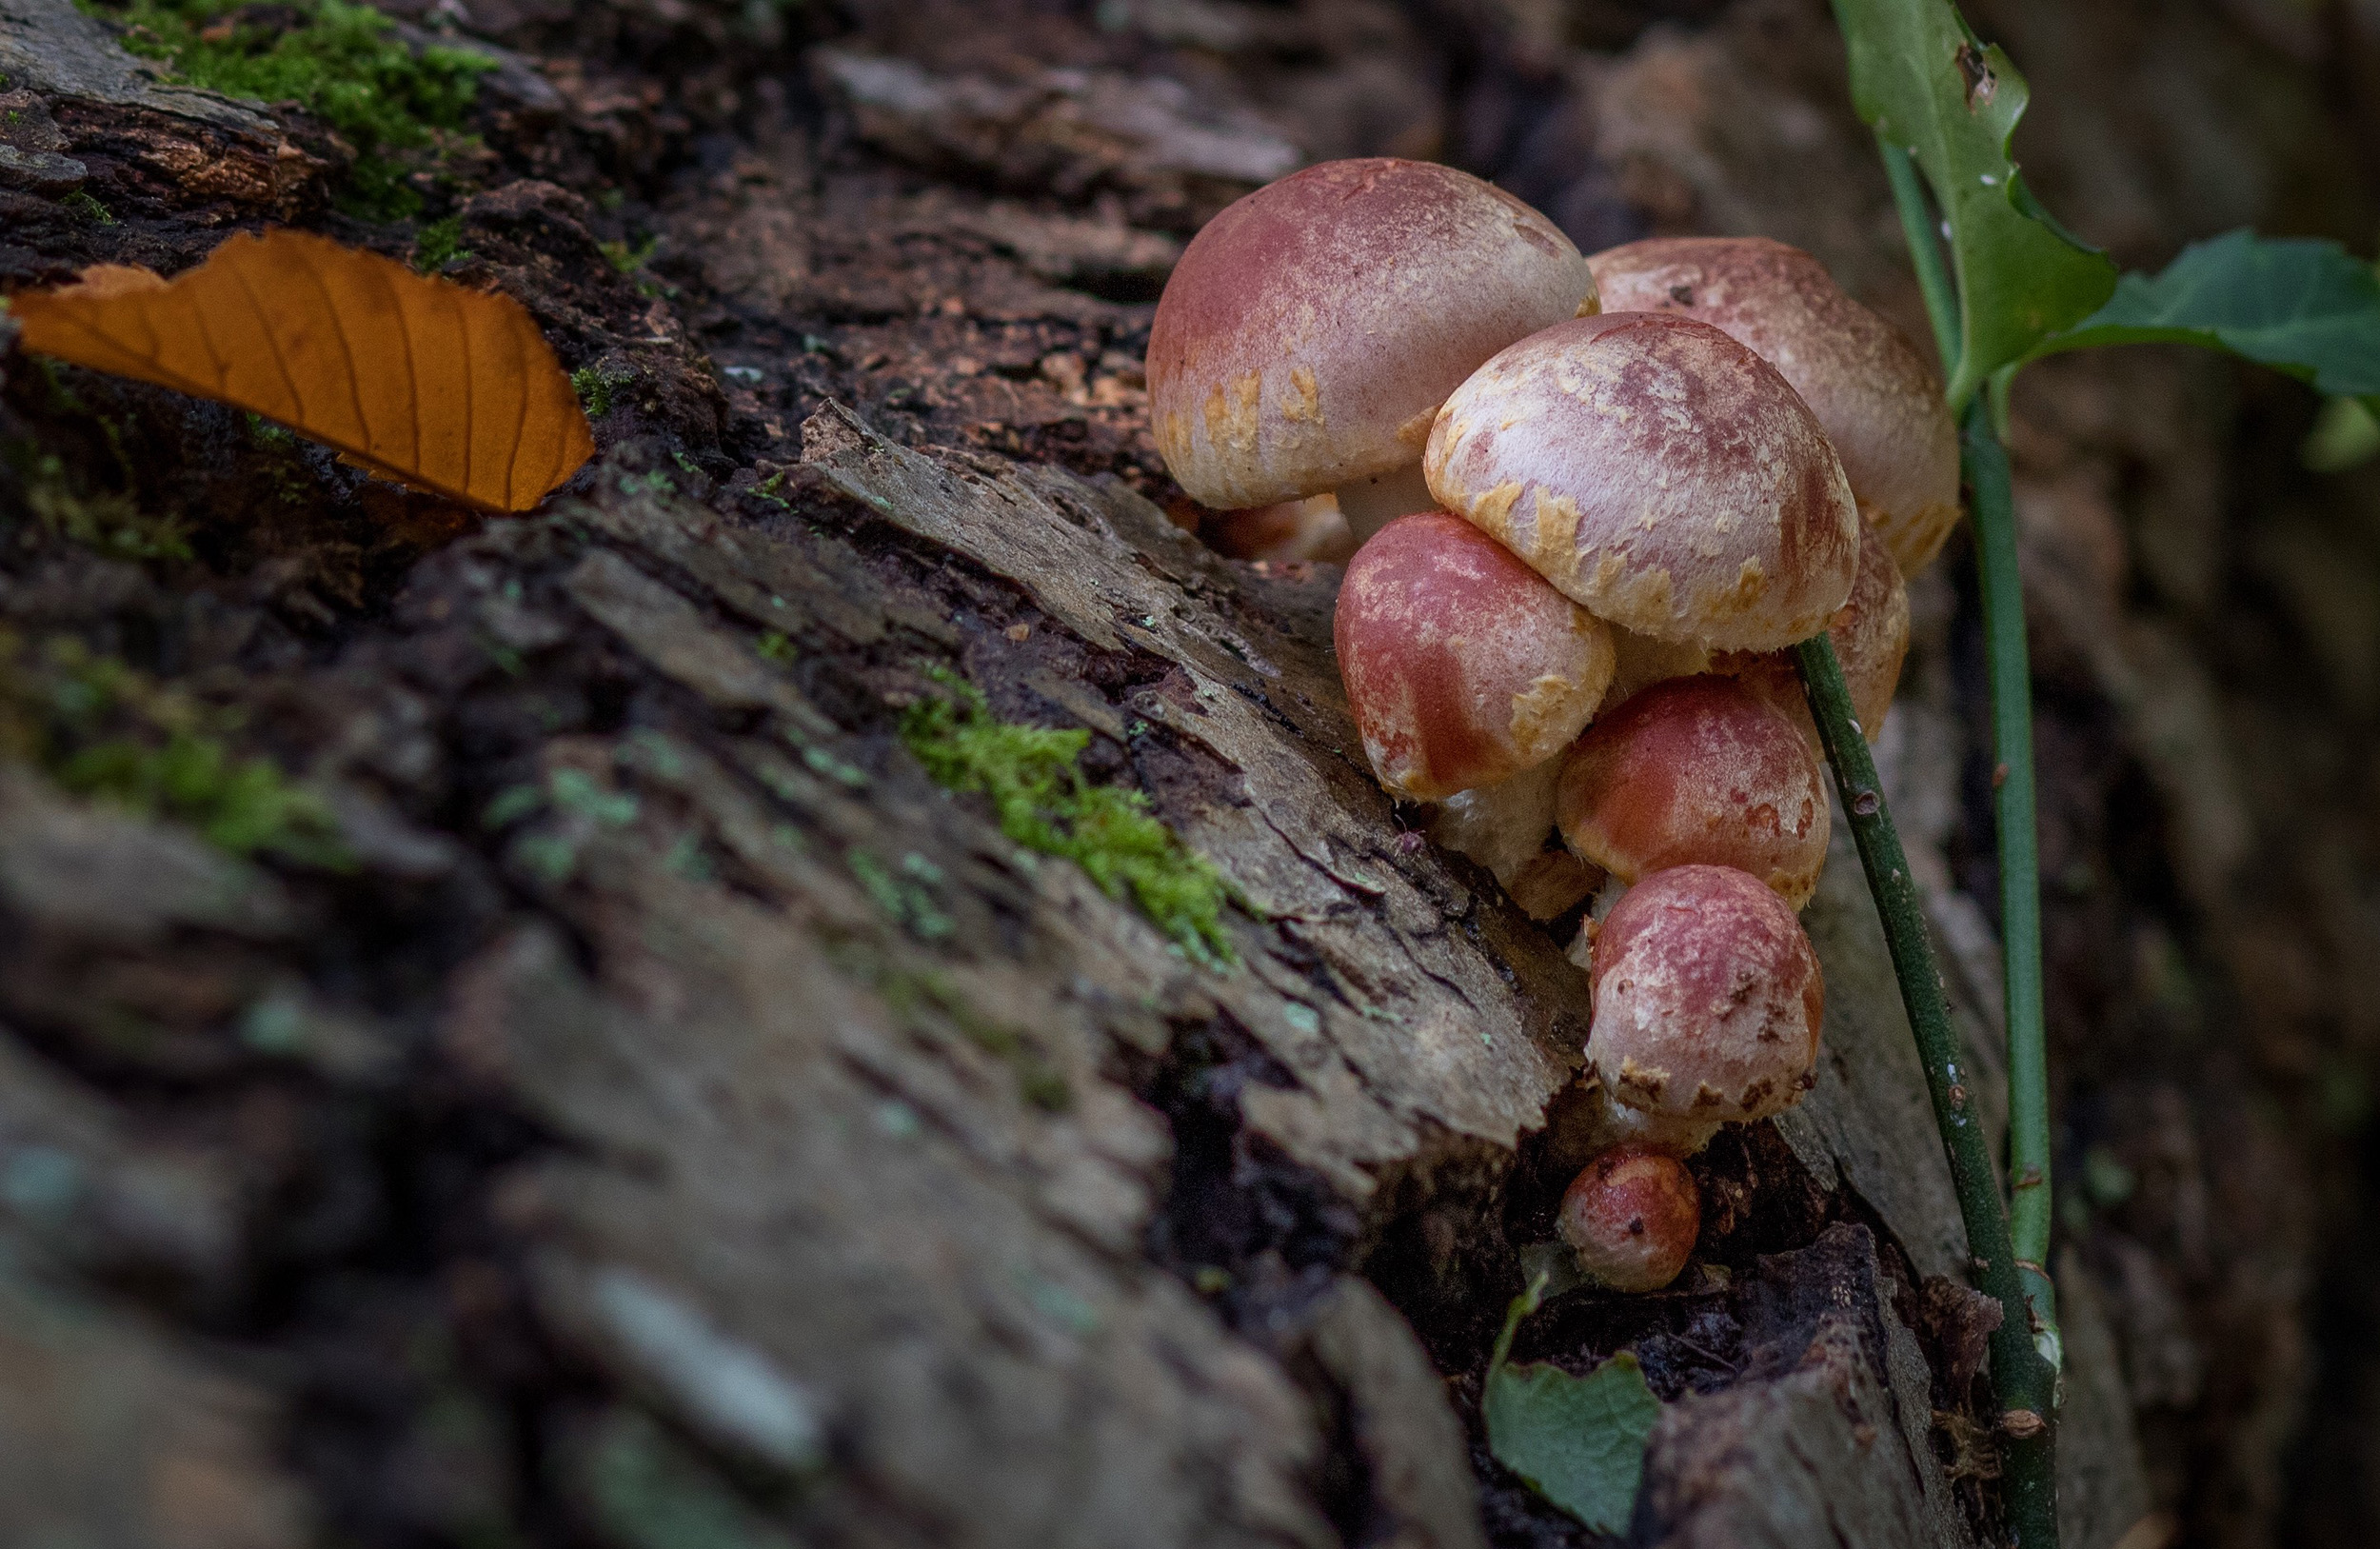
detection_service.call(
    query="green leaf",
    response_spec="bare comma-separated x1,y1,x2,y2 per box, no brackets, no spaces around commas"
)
2023,229,2380,400
1480,1275,1662,1535
1833,0,2117,406
2305,395,2380,473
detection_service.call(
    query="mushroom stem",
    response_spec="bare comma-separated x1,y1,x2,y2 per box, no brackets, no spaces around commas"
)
1549,1079,1720,1162
1794,628,2058,1544
1431,763,1601,921
1333,462,1438,541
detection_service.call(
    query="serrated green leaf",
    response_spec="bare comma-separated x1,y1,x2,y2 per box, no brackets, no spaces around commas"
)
1480,1275,1662,1535
2022,229,2380,401
1833,0,2117,406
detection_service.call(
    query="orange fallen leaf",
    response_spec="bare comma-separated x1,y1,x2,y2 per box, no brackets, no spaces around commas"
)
10,228,594,514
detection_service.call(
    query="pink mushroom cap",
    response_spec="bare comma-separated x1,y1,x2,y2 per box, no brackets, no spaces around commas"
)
1557,676,1831,907
1714,511,1910,747
1587,237,1960,574
1336,512,1616,801
1148,158,1597,513
1424,311,1859,652
1557,1145,1702,1292
1588,864,1824,1124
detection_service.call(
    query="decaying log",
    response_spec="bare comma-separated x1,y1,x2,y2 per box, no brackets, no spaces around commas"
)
415,405,2147,1546
0,0,2164,1539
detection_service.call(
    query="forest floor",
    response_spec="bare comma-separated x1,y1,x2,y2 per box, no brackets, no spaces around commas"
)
4,1,2380,1547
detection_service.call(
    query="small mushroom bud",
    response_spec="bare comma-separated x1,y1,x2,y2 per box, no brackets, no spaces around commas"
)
1711,512,1909,747
1557,676,1830,907
1587,237,1960,574
1425,312,1860,652
1557,1145,1702,1292
1148,158,1597,542
1337,512,1616,801
1588,864,1824,1125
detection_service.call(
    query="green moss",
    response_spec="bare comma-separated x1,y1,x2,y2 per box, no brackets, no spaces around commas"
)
477,765,643,883
20,453,191,562
411,213,470,272
859,955,1069,1111
86,0,497,219
899,671,1237,967
0,634,346,864
601,234,667,297
574,1407,797,1549
847,847,953,942
59,189,114,225
573,364,631,419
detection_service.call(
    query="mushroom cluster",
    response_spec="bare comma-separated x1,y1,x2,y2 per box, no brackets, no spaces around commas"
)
1149,166,1958,1292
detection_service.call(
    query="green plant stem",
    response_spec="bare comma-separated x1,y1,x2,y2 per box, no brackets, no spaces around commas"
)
1963,402,2060,1338
1795,635,2058,1549
1878,135,1962,376
1876,123,2062,1346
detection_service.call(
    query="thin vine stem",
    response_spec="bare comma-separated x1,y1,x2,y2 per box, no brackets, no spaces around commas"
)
1874,137,2062,1342
1796,635,2058,1549
1878,136,1962,378
1963,407,2054,1238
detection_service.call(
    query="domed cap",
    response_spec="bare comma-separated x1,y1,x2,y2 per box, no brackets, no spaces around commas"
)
1588,864,1824,1124
1588,238,1960,573
1557,675,1830,907
1424,312,1859,652
1148,158,1597,512
1335,512,1615,801
1557,1145,1701,1292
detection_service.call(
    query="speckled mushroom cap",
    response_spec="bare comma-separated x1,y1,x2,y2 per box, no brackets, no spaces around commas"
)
1588,864,1824,1124
1424,312,1860,652
1557,675,1831,907
1557,1145,1702,1292
1147,158,1597,512
1335,512,1616,802
1588,238,1960,574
